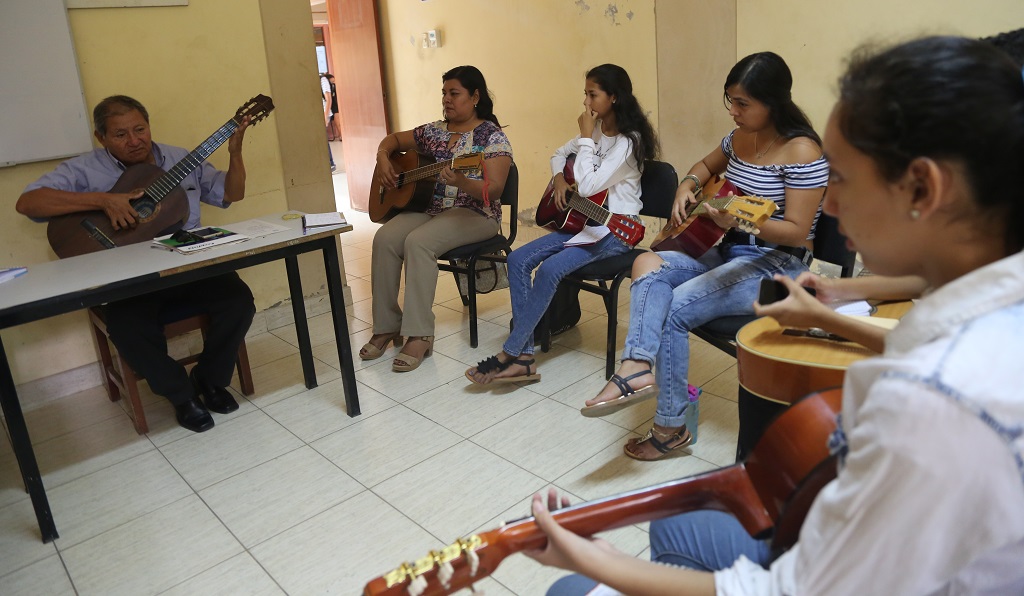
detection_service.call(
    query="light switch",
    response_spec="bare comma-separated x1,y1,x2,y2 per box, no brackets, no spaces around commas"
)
427,29,440,48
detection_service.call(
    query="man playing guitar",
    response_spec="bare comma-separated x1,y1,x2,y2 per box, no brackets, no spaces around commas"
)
17,95,255,434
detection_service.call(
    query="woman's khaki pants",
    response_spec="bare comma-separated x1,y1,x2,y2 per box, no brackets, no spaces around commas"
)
370,207,499,337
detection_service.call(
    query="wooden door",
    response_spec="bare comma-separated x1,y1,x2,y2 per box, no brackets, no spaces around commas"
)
327,0,389,212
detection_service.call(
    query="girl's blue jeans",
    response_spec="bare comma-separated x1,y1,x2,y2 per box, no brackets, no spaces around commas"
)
504,229,631,357
623,243,810,427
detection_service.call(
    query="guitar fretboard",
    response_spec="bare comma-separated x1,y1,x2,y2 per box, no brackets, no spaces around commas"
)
145,118,241,203
566,193,611,224
396,157,457,188
689,196,738,217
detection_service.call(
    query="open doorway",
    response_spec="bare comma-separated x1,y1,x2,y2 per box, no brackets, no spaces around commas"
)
310,0,390,214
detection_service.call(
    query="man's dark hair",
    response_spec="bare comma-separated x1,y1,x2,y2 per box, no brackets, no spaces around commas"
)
93,95,149,136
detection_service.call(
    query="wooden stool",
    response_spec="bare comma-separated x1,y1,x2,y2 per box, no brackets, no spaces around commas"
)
89,307,255,434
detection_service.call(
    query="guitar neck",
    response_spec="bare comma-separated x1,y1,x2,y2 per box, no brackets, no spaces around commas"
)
566,192,612,224
397,157,459,187
146,118,241,203
689,195,736,217
365,465,769,595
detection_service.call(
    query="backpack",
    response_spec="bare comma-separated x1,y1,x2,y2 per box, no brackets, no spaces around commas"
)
512,283,582,345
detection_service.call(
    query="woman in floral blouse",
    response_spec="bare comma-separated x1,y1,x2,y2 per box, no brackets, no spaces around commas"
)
363,65,513,372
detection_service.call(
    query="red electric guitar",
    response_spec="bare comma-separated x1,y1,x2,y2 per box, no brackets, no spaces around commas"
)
651,178,777,256
363,387,843,596
534,154,646,247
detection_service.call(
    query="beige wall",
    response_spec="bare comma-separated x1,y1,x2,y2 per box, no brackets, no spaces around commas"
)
736,0,1024,137
1,0,334,384
377,0,659,211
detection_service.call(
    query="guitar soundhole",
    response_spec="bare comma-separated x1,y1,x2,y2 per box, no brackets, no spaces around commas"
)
132,196,157,221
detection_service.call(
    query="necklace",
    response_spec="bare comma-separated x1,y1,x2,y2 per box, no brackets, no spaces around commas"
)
755,133,780,158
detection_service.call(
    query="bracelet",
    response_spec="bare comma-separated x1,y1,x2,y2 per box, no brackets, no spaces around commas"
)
681,174,702,194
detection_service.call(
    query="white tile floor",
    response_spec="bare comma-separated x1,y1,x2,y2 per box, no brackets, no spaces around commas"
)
0,174,741,595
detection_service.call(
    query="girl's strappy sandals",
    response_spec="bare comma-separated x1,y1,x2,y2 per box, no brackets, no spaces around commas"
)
579,370,658,417
465,355,541,385
623,425,692,461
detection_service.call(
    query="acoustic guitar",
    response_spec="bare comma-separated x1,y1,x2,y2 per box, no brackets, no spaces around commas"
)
737,303,910,405
534,153,646,247
650,178,777,257
368,152,484,223
45,95,275,259
363,387,843,596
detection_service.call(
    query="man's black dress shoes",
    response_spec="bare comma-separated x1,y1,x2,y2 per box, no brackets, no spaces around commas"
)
174,397,215,433
190,368,240,414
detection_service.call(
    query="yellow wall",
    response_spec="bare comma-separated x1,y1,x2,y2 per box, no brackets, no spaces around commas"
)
377,0,659,210
0,0,332,385
736,0,1024,136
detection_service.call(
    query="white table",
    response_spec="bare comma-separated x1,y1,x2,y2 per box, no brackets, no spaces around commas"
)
0,214,359,542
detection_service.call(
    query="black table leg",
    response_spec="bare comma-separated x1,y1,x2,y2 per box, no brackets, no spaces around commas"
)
0,337,58,542
285,255,317,389
323,243,360,417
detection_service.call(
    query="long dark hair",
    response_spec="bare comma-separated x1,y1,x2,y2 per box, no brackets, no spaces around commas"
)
724,52,821,146
443,65,501,127
585,63,660,166
837,36,1024,253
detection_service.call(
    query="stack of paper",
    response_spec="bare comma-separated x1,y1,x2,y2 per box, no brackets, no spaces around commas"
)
301,212,347,230
831,300,873,316
151,227,249,255
1,266,27,284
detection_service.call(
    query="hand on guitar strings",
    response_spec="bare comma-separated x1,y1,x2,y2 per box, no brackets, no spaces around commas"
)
439,165,467,190
702,202,741,231
103,189,144,230
523,488,622,573
552,173,570,211
753,273,833,329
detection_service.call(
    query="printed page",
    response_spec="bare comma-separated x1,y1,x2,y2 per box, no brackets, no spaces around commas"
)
564,225,610,247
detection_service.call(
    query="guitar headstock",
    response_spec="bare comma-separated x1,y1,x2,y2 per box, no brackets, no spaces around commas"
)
234,94,275,127
723,195,777,233
364,534,492,596
451,152,485,171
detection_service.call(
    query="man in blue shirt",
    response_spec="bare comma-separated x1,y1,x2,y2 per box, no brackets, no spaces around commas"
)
17,95,255,433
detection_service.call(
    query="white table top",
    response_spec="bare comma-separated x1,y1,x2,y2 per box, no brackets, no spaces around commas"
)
0,213,352,317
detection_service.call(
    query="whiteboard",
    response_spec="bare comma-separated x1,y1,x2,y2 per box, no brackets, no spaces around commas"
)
0,0,93,168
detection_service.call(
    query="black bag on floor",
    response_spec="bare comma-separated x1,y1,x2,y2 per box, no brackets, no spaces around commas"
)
512,283,582,343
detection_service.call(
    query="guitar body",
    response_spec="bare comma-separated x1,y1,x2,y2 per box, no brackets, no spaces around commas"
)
364,388,844,595
651,178,736,255
368,152,436,223
652,215,726,256
736,305,910,405
535,154,609,235
46,163,189,258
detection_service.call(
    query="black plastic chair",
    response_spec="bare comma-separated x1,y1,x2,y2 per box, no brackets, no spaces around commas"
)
548,160,679,378
438,162,519,348
690,211,856,357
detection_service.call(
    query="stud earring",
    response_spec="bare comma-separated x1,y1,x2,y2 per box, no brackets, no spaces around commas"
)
910,209,921,220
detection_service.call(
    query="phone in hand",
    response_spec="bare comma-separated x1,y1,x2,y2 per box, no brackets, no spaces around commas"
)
758,278,816,305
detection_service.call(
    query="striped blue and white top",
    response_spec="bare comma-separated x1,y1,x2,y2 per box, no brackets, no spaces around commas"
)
721,131,829,240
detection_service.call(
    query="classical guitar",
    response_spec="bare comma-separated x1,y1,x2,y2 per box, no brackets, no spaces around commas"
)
737,304,910,405
369,152,484,223
650,178,777,256
364,387,843,596
534,153,646,247
45,95,275,259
